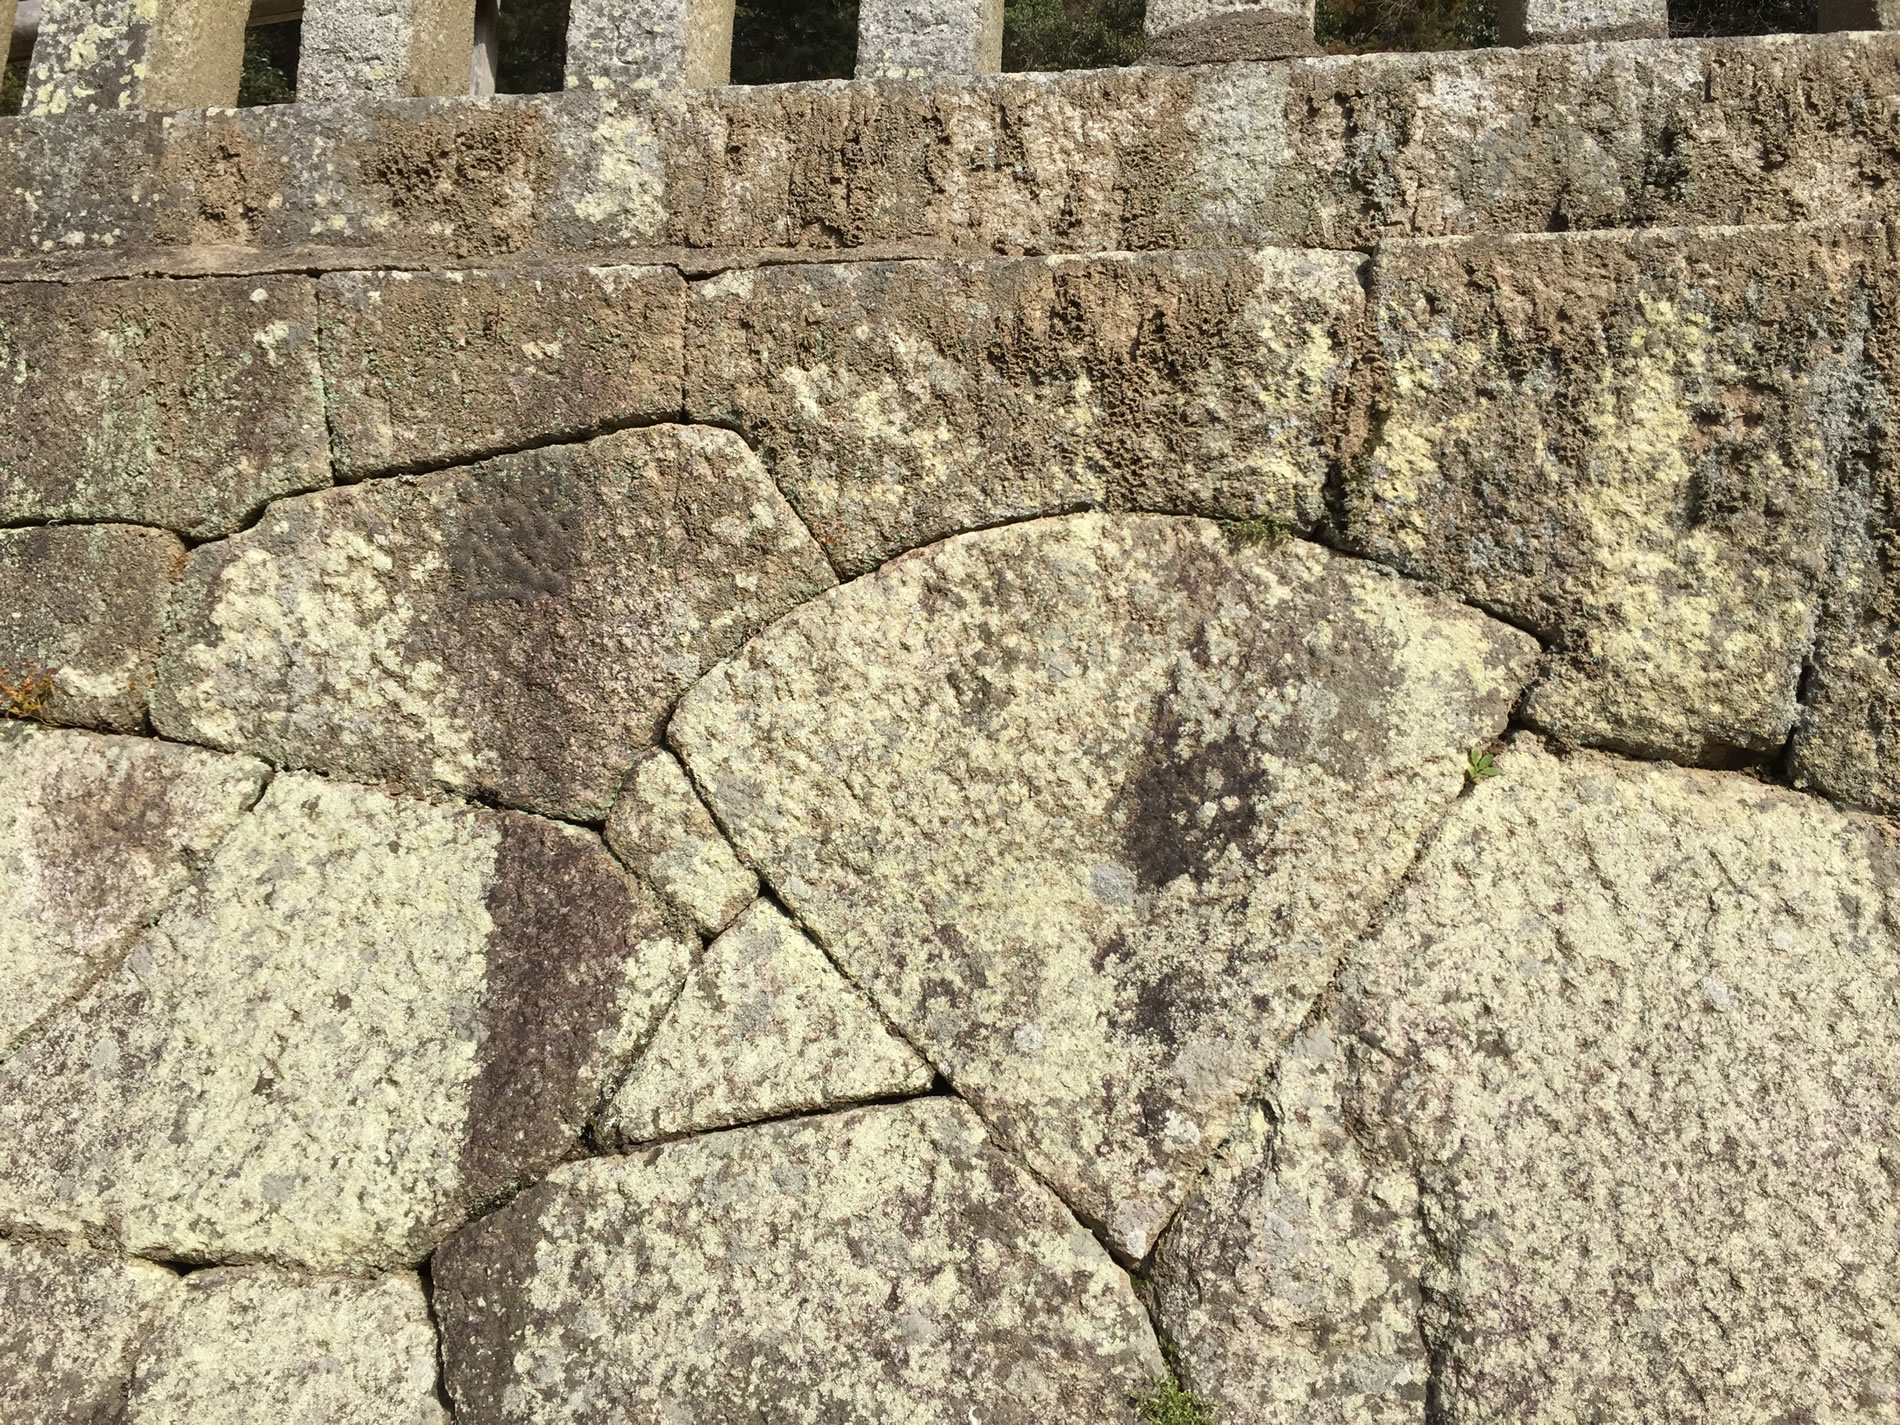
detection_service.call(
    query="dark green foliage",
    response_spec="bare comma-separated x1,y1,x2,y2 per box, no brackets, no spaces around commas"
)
2,57,25,117
497,0,570,92
1004,0,1145,71
1315,0,1497,51
732,0,859,83
1668,0,1815,34
238,21,300,106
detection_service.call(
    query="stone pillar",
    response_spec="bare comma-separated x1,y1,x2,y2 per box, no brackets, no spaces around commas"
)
2,0,21,68
23,0,248,115
855,0,1003,80
1819,0,1900,29
297,0,480,101
564,0,737,89
1497,0,1667,43
1144,0,1318,64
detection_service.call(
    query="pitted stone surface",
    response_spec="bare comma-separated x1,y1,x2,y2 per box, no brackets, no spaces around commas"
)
126,1266,448,1425
153,425,835,822
1149,1022,1428,1424
318,265,686,479
686,251,1363,576
1344,226,1876,767
605,747,758,936
599,899,934,1146
0,725,267,1055
0,1238,180,1425
435,1098,1165,1423
672,514,1536,1258
1337,738,1900,1422
0,772,691,1271
0,277,329,537
0,525,187,733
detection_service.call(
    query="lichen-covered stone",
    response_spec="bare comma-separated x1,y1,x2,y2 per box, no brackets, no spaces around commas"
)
0,525,186,733
563,0,738,89
0,277,329,536
599,899,933,1146
436,1099,1165,1423
126,1267,448,1425
604,747,757,936
1149,1022,1428,1424
673,514,1536,1259
153,425,835,822
318,264,687,480
1337,737,1900,1422
296,0,478,101
1344,225,1878,766
0,724,266,1055
686,251,1362,576
856,0,1002,78
0,772,691,1270
23,0,249,116
0,1238,180,1425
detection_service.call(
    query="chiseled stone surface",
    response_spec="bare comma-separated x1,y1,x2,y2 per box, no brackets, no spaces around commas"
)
0,772,691,1271
673,514,1536,1259
153,425,835,822
1149,1022,1428,1424
436,1099,1165,1423
0,525,187,733
563,0,738,89
604,747,757,937
0,724,267,1055
855,0,1003,78
126,1267,448,1425
687,251,1362,576
318,264,686,480
0,277,329,537
599,899,933,1146
297,0,478,101
1338,738,1900,1422
1344,225,1877,766
0,1237,180,1425
1500,0,1667,41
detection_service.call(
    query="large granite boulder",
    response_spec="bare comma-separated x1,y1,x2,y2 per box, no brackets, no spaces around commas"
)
0,772,691,1271
153,424,835,821
0,725,267,1054
435,1099,1165,1423
672,513,1536,1258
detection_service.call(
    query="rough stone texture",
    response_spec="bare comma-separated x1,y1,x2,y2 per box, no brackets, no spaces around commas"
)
297,0,480,100
1145,0,1319,64
686,251,1363,576
126,1267,448,1425
0,724,266,1055
0,1238,180,1425
0,276,329,537
436,1099,1165,1423
318,264,687,479
0,772,691,1270
855,0,1003,79
153,425,835,822
0,525,186,733
563,0,736,88
22,0,247,116
673,514,1537,1259
599,899,934,1145
1149,1022,1428,1424
604,747,757,935
1337,737,1900,1422
1342,225,1881,767
1500,0,1668,42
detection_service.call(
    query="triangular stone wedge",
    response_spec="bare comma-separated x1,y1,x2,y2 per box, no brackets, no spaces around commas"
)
672,513,1537,1259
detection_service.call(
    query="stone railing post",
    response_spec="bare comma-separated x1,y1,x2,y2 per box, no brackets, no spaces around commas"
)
23,0,249,114
855,0,1003,79
564,0,737,89
1,1,19,68
297,0,479,100
1144,0,1318,63
1497,0,1667,42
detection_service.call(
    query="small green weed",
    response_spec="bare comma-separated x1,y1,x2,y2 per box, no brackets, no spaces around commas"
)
1132,1373,1218,1425
1466,746,1500,785
0,665,57,722
1223,515,1295,551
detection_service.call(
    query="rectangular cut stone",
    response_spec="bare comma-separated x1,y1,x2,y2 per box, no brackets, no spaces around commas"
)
1499,0,1668,43
296,0,480,100
318,265,686,480
24,0,248,114
855,0,1002,79
686,249,1363,576
564,0,736,88
0,276,329,536
1144,0,1317,64
0,525,186,733
1343,224,1879,767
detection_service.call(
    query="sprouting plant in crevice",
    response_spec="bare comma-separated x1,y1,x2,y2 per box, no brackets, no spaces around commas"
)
1222,514,1295,551
1465,746,1500,785
1132,1340,1218,1425
0,665,58,722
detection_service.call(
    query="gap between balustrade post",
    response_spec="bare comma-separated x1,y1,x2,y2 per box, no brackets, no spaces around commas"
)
24,0,249,114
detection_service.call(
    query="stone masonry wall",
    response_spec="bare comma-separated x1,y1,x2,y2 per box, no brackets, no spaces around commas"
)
2,28,1899,1425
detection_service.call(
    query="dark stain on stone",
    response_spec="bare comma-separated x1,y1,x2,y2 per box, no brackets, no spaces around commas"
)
1117,705,1270,893
448,454,589,606
361,105,550,258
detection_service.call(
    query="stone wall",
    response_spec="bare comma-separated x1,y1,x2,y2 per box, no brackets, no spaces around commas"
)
2,26,1898,1425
